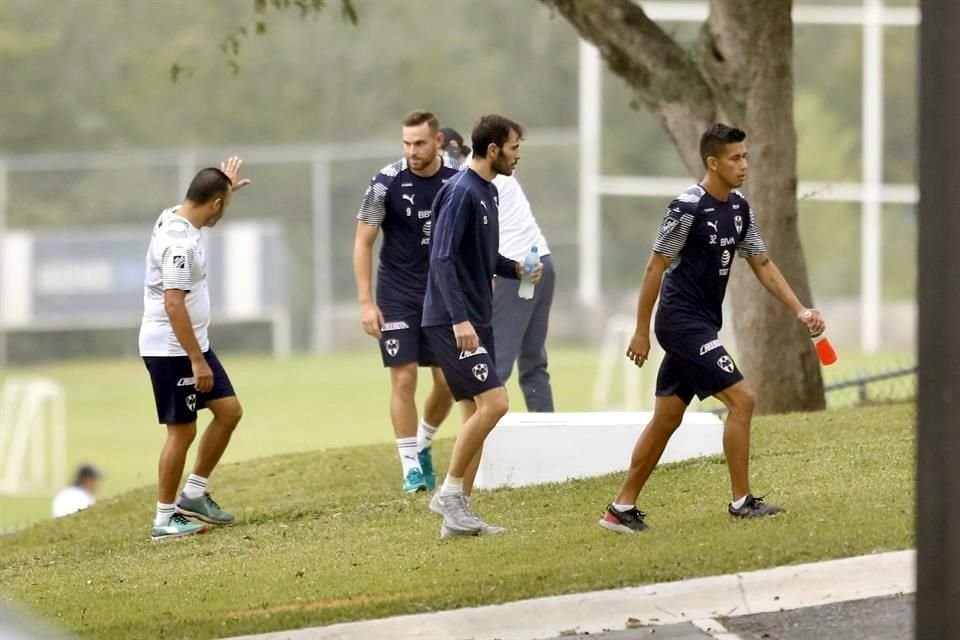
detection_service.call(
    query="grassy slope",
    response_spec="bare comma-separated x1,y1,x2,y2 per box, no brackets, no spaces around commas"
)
0,347,913,527
0,403,914,640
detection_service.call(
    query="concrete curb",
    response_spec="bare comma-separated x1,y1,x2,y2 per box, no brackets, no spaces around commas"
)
228,549,915,640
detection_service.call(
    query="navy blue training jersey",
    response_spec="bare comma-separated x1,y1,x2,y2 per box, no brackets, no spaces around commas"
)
422,168,520,328
653,185,767,331
356,156,462,315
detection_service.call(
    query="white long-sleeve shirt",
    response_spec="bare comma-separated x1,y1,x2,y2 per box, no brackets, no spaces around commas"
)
492,174,550,262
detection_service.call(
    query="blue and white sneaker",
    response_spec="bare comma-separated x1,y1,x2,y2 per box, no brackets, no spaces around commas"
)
151,513,207,542
403,468,428,493
418,447,436,491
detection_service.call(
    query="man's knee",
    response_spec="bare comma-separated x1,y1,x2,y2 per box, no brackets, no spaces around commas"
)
725,385,756,416
390,366,418,399
478,389,509,422
166,423,197,446
212,398,243,429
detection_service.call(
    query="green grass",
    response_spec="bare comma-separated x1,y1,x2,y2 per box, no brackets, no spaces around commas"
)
0,347,913,528
0,402,914,639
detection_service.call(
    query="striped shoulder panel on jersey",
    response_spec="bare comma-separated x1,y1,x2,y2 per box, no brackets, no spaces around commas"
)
378,158,407,179
675,184,705,205
442,156,465,171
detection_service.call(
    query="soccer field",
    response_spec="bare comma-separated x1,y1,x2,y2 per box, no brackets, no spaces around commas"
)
0,346,912,529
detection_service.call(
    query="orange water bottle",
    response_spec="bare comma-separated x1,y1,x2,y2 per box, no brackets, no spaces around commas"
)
811,330,838,366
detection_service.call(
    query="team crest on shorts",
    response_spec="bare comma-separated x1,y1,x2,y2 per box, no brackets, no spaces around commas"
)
717,355,735,373
385,338,400,357
186,394,197,411
472,363,489,382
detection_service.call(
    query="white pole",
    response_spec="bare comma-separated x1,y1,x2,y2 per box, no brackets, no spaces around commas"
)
311,152,333,352
861,0,883,352
0,159,7,369
578,40,602,307
177,151,195,197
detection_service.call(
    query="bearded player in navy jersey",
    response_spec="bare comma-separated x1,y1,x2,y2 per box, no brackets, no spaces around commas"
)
423,114,543,539
353,111,460,493
599,124,828,534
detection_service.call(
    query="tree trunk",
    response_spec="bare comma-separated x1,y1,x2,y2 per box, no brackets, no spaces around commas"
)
727,2,825,413
541,0,825,413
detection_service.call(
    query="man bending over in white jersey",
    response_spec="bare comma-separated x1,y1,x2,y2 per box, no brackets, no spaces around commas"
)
139,158,250,541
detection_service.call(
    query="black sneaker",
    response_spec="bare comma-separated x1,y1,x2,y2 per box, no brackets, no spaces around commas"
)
598,504,649,534
729,494,783,518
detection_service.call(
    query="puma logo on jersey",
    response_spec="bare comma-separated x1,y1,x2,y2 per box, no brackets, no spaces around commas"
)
706,220,718,233
479,200,487,210
402,194,415,205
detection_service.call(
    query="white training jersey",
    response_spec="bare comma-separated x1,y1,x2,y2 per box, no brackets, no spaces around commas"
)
138,206,210,357
491,173,550,262
52,487,95,518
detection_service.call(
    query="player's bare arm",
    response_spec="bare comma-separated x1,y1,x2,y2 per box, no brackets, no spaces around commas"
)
163,289,213,392
745,253,826,335
626,251,672,368
352,221,385,339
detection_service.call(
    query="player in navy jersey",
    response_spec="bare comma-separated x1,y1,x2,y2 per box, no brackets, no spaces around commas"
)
422,114,543,539
599,124,828,534
353,111,461,493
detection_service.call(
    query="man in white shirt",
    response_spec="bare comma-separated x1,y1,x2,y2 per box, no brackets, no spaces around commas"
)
441,129,556,412
52,464,101,518
139,157,250,542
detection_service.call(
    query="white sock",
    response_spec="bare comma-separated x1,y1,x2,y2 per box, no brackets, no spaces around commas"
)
731,495,749,509
612,502,635,512
440,475,464,496
417,420,439,452
182,474,208,499
397,437,420,476
154,502,176,527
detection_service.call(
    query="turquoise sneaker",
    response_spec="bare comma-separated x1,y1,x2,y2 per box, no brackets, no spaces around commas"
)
403,468,428,493
151,513,206,542
176,492,235,525
418,447,436,491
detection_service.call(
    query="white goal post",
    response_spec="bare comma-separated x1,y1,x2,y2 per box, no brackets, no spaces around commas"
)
0,378,66,496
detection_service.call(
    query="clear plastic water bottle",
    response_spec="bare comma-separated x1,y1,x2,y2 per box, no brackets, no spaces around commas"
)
518,245,539,300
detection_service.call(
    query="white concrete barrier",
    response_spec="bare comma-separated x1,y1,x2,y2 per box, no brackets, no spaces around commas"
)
474,411,724,490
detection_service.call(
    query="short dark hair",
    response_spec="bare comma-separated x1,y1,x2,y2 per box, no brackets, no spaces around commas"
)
471,114,524,158
402,110,440,133
699,124,747,167
74,464,101,486
185,168,232,204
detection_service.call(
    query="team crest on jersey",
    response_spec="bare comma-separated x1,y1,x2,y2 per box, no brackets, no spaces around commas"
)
717,355,735,373
385,339,400,357
472,363,489,382
735,215,743,235
186,394,197,411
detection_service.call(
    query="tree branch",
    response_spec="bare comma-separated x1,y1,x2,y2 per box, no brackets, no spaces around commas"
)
540,0,717,174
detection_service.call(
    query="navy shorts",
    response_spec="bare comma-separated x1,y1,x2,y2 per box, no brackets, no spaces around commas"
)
423,325,501,402
142,349,236,425
654,327,743,404
378,313,436,368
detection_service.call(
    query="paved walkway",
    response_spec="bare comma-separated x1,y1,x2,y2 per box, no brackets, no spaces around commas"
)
228,550,914,640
